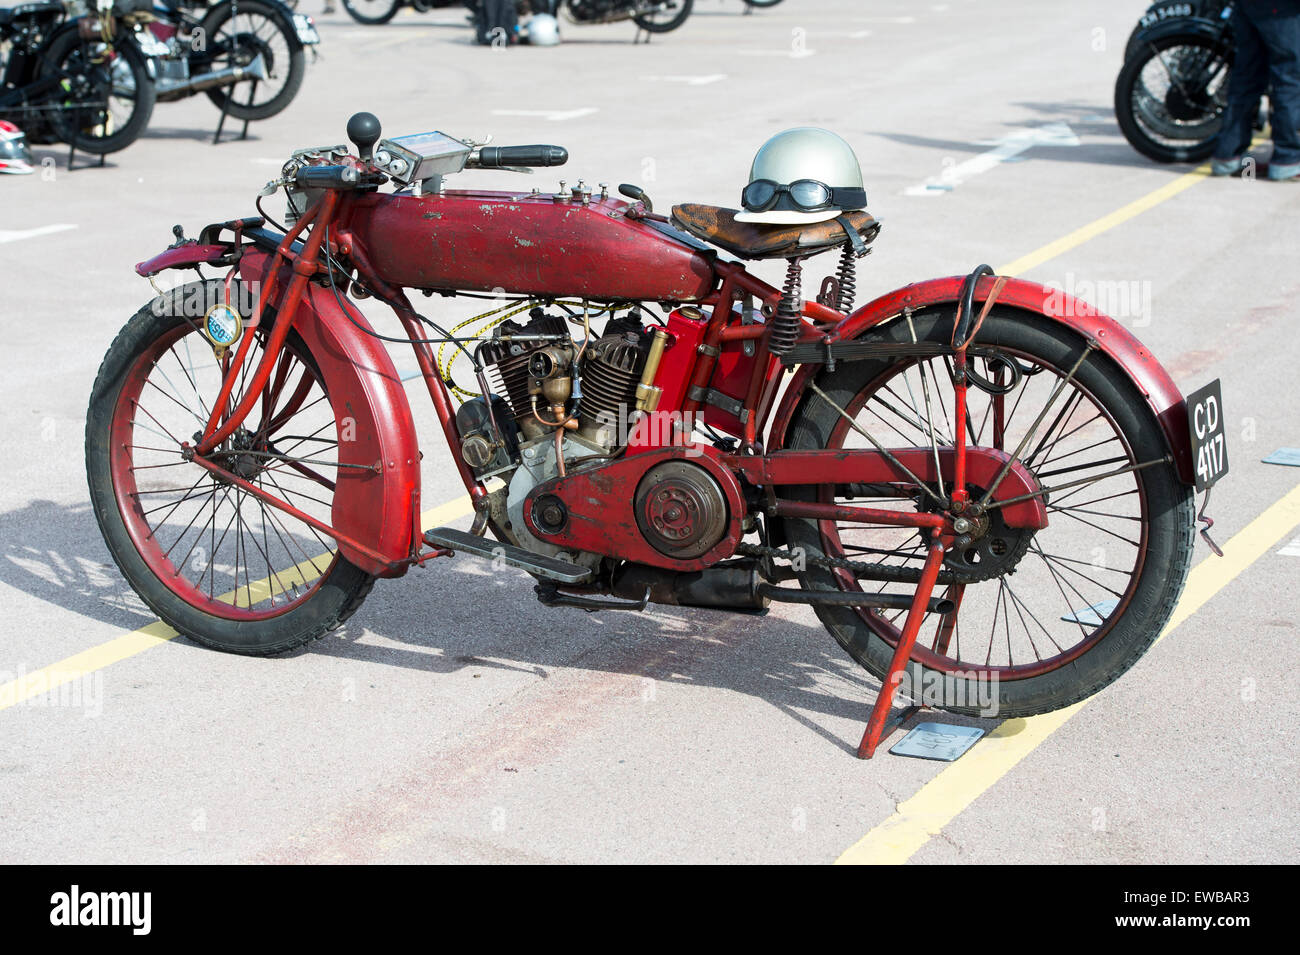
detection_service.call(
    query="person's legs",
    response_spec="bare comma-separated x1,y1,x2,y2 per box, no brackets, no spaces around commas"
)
1212,4,1270,169
1250,2,1300,175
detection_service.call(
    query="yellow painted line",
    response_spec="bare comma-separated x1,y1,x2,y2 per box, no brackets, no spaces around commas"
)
996,135,1267,277
836,480,1300,865
996,163,1211,276
0,495,475,713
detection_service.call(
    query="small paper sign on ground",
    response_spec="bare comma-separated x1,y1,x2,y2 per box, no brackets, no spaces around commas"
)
1262,448,1300,467
890,722,985,761
1061,598,1119,627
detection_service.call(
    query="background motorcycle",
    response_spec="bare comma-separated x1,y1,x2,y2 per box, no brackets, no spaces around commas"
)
128,0,313,122
0,0,156,155
341,0,693,35
339,0,465,27
1115,1,1235,163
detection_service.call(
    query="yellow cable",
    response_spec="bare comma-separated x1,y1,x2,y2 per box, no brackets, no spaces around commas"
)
435,300,633,402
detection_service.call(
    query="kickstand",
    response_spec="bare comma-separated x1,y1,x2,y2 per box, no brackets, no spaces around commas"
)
213,80,255,144
865,703,926,755
65,102,105,171
856,532,946,758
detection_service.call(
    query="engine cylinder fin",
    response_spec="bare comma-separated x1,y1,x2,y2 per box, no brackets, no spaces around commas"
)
480,313,569,438
578,333,647,446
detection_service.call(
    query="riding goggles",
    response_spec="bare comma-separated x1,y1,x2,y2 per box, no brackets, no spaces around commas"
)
741,179,868,214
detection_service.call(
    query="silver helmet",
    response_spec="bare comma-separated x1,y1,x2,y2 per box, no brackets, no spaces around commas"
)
735,127,867,225
526,13,561,46
0,120,34,176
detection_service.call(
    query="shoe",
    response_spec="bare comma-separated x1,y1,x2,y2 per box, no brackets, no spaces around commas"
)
1267,161,1300,181
1210,156,1244,176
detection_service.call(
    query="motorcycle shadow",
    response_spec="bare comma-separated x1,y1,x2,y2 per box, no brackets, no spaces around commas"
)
139,126,265,145
0,500,1000,754
0,499,160,636
23,146,121,173
306,557,1000,755
877,105,1171,172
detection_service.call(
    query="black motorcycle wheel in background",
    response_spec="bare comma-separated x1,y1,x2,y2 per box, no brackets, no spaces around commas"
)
1124,1,1229,61
1115,30,1231,162
341,0,403,25
199,0,306,120
632,0,693,33
742,0,784,7
38,24,156,154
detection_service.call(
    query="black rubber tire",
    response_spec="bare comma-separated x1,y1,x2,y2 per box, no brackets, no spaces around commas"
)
781,308,1196,718
1115,30,1229,164
40,26,156,155
743,0,784,7
633,0,693,33
342,0,402,25
85,280,375,656
201,0,307,121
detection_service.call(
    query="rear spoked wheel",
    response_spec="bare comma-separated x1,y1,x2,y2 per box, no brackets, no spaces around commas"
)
340,0,401,25
1115,31,1231,163
633,0,694,33
782,308,1194,717
200,0,306,121
86,280,373,655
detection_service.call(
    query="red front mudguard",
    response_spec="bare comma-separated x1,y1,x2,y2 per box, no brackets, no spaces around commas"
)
136,238,421,577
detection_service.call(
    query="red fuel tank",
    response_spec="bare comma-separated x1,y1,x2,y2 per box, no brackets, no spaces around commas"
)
346,189,717,302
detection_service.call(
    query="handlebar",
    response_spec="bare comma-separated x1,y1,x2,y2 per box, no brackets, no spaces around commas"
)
294,164,360,190
471,145,569,169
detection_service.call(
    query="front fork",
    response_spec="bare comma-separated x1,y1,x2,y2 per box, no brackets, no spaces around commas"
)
181,191,485,566
195,190,339,455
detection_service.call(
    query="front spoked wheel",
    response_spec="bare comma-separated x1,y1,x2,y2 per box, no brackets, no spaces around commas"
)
40,28,156,154
783,308,1194,718
85,279,373,655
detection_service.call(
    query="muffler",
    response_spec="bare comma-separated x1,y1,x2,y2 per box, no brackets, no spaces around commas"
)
610,559,954,614
155,53,267,100
610,560,770,611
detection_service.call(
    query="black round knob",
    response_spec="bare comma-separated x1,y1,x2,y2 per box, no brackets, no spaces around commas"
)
346,112,381,160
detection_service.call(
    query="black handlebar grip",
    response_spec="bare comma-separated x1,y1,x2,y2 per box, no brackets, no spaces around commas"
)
295,164,360,190
476,145,569,168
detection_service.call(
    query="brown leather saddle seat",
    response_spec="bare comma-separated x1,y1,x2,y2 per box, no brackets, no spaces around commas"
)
670,203,879,260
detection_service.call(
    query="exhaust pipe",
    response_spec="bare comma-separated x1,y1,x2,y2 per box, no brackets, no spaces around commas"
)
155,53,267,100
611,560,770,611
609,559,954,614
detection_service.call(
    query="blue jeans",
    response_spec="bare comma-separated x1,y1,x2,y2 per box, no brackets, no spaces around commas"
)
1212,0,1300,165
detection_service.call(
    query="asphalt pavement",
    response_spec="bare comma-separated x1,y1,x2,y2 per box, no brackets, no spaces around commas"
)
1,0,1297,864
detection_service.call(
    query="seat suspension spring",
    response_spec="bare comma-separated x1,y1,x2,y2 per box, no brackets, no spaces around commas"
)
835,243,857,313
769,258,804,355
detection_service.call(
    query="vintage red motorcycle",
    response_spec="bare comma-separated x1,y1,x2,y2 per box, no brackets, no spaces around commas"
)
87,113,1221,756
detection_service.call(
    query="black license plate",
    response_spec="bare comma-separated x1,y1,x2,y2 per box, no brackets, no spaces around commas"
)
1186,378,1228,490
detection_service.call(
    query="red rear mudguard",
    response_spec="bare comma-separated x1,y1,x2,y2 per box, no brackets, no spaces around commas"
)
769,275,1197,485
